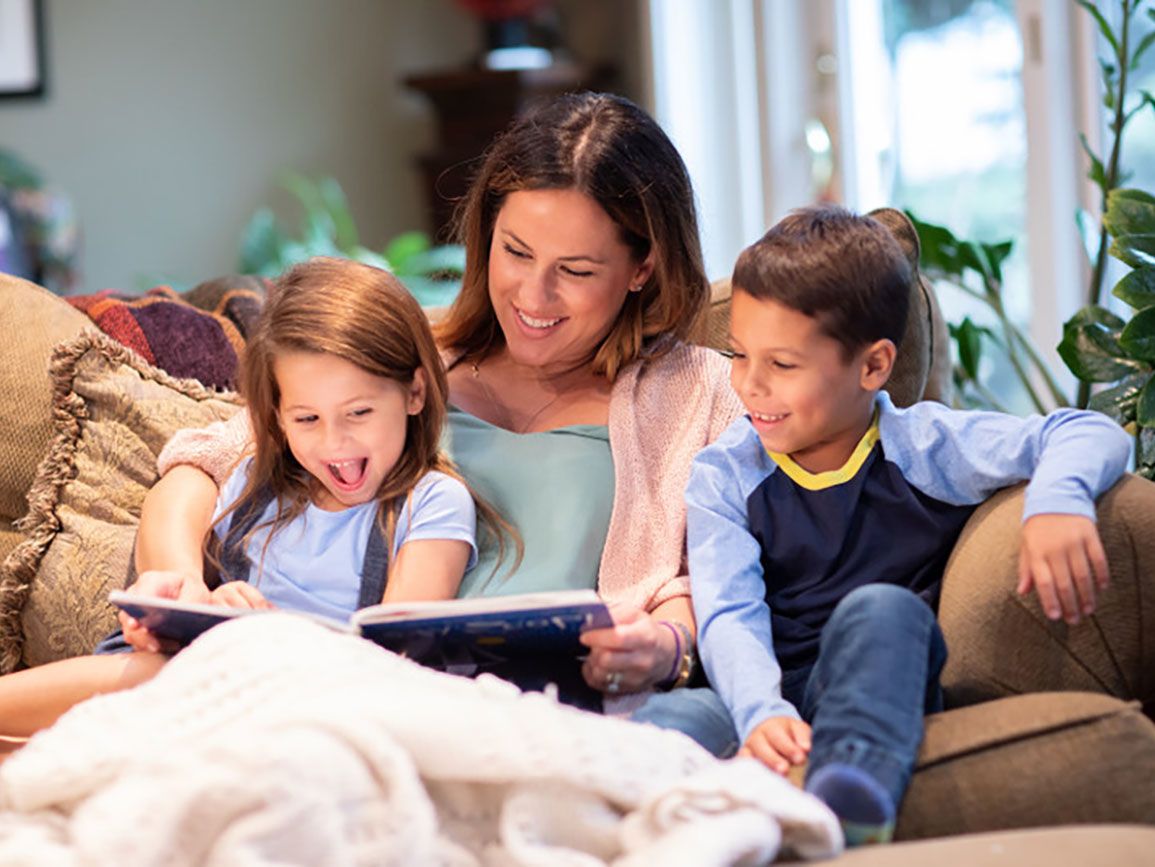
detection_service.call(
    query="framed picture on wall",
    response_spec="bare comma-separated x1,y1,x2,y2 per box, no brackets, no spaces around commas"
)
0,0,45,99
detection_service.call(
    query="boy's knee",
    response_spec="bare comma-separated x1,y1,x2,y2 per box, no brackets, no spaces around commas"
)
831,584,930,630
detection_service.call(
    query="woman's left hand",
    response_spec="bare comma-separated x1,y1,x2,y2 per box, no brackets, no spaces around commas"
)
579,605,678,695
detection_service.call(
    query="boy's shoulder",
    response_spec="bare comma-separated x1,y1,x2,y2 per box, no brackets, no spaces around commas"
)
690,414,778,497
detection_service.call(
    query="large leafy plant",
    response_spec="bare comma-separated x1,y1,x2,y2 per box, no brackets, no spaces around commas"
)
1058,0,1155,476
239,174,465,308
911,0,1155,478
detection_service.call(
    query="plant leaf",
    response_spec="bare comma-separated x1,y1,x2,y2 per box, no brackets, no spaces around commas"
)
238,208,288,276
317,177,359,251
1112,267,1155,309
383,231,432,273
1089,370,1149,424
1138,375,1155,426
1079,133,1109,192
1109,233,1155,268
906,211,967,280
1076,0,1121,61
1120,306,1155,361
1104,188,1155,236
1058,304,1144,382
949,317,984,381
1133,28,1155,70
1075,207,1102,265
980,240,1014,284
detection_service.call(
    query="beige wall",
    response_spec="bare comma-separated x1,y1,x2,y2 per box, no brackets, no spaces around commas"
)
0,0,640,294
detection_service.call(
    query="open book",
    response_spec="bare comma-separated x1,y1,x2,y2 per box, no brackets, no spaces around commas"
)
108,589,614,675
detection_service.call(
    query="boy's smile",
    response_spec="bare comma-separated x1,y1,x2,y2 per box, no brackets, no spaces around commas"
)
728,289,891,474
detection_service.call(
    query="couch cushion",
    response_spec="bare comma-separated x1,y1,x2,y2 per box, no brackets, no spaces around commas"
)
940,476,1155,718
0,275,90,525
829,824,1155,866
897,692,1155,839
0,331,242,672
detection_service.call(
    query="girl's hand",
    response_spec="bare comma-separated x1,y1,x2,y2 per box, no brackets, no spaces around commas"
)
118,569,210,653
209,582,274,610
579,605,680,695
1018,514,1109,625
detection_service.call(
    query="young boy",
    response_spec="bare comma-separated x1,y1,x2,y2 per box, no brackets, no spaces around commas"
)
688,205,1131,845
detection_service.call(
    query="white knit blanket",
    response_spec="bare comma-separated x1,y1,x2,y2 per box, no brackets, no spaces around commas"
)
0,615,841,866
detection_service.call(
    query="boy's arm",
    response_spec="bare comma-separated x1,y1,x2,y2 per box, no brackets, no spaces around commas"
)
686,446,801,742
887,399,1132,621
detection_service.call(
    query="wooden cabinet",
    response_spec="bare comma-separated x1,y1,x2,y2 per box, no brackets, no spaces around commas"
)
404,62,615,240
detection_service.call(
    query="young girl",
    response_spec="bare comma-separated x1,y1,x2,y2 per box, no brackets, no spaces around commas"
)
0,256,505,738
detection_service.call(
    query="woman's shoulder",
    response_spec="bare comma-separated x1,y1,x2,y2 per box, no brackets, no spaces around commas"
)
626,340,732,389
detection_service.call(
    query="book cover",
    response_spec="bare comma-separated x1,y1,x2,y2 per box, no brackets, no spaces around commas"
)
107,588,612,674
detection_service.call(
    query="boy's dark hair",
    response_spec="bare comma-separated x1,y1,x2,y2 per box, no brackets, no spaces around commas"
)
732,205,912,359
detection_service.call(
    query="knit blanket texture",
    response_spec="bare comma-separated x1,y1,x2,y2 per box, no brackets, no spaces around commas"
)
66,276,265,391
0,615,841,865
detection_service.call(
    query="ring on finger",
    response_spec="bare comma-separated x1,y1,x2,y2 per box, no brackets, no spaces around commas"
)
605,671,623,694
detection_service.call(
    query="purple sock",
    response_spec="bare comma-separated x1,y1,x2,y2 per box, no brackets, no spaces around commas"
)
805,762,896,846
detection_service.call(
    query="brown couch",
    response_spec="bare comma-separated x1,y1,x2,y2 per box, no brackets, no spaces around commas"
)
2,271,1154,863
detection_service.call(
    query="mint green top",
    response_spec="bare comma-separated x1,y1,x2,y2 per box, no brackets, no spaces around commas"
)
443,406,614,598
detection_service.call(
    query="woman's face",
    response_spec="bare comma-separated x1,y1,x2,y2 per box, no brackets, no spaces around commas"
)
487,188,653,375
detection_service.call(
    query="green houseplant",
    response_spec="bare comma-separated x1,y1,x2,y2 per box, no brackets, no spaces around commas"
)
239,174,465,308
911,0,1155,477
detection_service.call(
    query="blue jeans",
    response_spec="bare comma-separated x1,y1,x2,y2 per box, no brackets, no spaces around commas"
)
630,686,740,758
783,584,947,808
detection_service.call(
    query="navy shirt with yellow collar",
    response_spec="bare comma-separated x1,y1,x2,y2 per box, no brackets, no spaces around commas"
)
687,391,1131,742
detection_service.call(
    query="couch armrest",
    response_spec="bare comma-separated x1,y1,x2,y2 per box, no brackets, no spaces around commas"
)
939,474,1155,717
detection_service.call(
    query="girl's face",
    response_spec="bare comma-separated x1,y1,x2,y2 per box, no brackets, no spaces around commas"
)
487,188,653,375
274,351,425,511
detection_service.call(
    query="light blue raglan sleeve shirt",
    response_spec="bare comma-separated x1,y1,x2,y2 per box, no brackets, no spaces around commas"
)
688,394,1132,742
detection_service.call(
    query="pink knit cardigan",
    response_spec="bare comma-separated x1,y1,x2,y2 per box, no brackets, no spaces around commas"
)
157,341,743,612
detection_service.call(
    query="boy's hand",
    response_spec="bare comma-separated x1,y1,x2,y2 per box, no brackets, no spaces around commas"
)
209,582,273,610
1018,514,1109,625
739,716,812,775
119,569,210,653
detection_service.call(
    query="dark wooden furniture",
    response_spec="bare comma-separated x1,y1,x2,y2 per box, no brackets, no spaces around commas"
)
404,62,615,240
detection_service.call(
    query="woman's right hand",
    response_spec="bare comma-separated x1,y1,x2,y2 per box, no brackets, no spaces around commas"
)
118,570,210,653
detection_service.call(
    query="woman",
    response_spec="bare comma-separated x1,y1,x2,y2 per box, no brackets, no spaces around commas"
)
132,92,743,754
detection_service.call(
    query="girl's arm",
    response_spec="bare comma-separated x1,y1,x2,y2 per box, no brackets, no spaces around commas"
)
383,539,473,603
122,466,220,652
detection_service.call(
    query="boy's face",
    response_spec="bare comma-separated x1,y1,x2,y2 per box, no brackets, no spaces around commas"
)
728,289,890,474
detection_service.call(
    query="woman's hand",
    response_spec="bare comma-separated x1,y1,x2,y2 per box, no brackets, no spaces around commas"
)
118,569,210,653
579,605,680,695
209,582,273,610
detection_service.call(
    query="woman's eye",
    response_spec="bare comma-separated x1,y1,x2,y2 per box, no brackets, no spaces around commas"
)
773,361,797,371
293,415,318,424
350,408,373,418
723,349,745,361
504,243,530,259
560,265,594,278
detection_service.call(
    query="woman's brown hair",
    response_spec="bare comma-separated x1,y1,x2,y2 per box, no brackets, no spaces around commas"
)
435,91,710,381
212,256,517,587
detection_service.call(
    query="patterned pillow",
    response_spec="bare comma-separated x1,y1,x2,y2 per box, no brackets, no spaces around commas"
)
67,277,266,391
0,331,242,671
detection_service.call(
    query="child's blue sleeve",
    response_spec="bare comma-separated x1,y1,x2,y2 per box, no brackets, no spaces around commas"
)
687,428,801,743
397,472,478,570
878,394,1131,519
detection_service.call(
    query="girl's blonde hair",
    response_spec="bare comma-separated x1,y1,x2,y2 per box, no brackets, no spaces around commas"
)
211,256,517,587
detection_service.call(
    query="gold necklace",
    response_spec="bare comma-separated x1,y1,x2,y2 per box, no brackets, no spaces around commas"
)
471,360,567,434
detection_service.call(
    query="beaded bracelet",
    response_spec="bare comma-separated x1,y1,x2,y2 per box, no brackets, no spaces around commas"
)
658,620,683,687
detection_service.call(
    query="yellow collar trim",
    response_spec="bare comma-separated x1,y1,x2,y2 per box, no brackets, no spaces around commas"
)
766,412,880,491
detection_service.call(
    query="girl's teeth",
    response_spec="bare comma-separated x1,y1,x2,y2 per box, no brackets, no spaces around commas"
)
517,310,562,328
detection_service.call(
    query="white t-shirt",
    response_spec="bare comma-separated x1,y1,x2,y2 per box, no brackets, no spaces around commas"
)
213,460,477,621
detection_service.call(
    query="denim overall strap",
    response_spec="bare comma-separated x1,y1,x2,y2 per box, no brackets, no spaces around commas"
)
357,505,389,609
218,486,277,584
